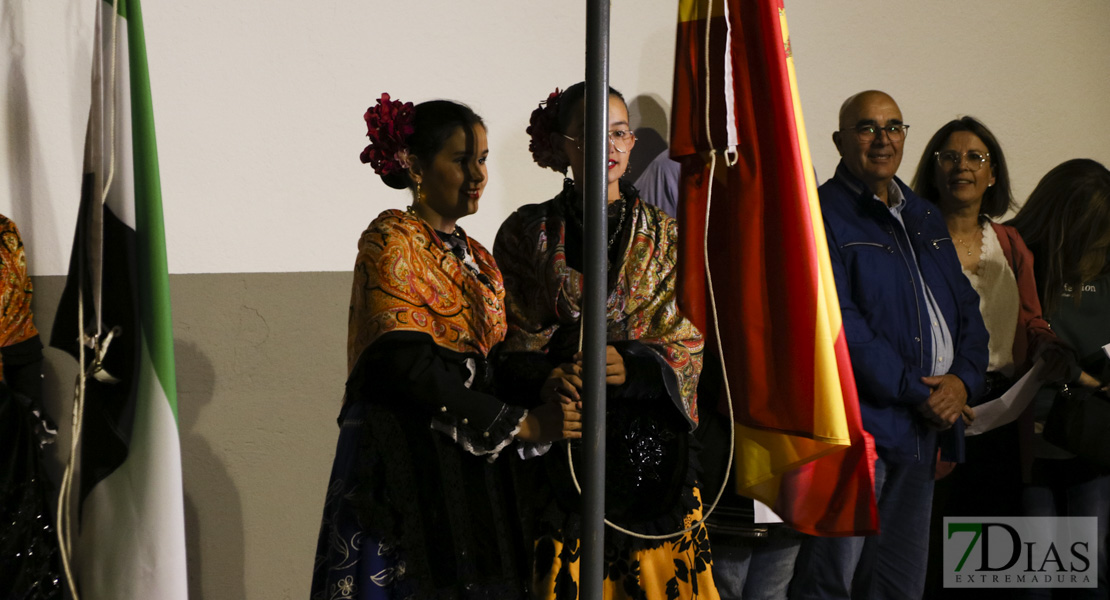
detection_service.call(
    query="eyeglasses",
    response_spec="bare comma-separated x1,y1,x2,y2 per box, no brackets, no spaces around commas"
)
843,123,910,142
563,129,636,153
934,150,991,171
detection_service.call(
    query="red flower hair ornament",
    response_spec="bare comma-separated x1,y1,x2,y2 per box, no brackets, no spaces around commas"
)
527,88,569,174
360,93,416,176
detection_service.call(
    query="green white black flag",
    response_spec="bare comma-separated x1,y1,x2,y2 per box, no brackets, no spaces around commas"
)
51,0,187,597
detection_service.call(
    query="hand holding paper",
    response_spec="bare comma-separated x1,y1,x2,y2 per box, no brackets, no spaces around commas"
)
965,359,1045,436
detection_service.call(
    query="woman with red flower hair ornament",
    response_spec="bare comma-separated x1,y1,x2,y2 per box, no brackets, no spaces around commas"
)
493,83,719,600
310,95,582,600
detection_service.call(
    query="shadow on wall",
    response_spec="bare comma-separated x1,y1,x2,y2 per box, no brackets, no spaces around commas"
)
2,0,60,259
176,339,247,600
627,94,670,183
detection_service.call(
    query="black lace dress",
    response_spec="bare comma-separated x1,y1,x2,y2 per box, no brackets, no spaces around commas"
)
0,336,61,599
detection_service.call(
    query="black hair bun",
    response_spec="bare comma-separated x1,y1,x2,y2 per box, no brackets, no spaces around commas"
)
381,170,411,190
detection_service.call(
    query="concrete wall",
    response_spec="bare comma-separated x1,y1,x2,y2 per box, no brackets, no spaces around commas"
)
34,272,350,599
8,1,1110,599
5,1,1110,277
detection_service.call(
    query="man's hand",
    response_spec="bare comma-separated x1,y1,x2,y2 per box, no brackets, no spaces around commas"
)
917,374,969,429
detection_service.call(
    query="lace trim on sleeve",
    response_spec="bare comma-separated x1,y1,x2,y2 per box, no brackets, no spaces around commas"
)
429,403,527,462
516,440,552,460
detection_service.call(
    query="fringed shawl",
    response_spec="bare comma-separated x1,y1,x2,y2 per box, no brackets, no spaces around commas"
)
494,195,703,427
347,209,506,374
0,215,38,379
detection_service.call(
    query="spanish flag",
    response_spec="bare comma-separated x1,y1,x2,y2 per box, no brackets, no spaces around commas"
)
671,0,878,536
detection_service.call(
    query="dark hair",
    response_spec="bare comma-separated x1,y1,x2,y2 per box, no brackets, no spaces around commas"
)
911,116,1013,218
381,100,485,190
1009,158,1110,314
555,81,626,136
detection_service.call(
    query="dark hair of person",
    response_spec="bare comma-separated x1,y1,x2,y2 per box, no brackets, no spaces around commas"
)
555,82,627,136
911,116,1014,218
1009,158,1110,315
381,100,485,190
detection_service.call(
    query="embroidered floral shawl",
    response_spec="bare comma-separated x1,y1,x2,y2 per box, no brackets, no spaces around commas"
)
0,215,38,380
493,196,703,427
347,209,506,374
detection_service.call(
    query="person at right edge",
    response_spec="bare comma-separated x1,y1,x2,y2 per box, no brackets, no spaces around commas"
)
788,90,988,600
1009,159,1110,599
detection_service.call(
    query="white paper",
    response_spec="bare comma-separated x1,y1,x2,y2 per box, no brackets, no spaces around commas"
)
965,359,1045,436
753,499,784,524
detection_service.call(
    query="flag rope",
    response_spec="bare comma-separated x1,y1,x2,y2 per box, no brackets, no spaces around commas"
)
560,0,738,540
56,1,122,596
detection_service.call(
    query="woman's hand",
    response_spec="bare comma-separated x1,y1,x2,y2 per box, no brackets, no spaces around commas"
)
540,363,583,405
517,400,582,443
961,404,976,426
1039,346,1073,383
1077,370,1107,391
572,345,626,386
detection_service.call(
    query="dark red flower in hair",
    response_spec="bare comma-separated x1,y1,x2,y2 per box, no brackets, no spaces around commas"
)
526,88,569,173
360,93,416,175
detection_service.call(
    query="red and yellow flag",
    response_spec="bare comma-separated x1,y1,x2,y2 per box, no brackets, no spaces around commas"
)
671,0,878,536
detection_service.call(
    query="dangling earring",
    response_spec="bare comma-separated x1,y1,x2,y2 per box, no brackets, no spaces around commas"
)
407,181,423,216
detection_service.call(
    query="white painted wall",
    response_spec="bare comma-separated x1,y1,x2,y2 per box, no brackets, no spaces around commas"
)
4,0,1110,276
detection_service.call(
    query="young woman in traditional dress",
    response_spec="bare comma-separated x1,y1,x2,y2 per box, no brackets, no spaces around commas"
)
310,95,581,600
493,83,719,600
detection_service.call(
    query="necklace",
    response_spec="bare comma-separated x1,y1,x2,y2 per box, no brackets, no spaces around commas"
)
405,205,461,237
405,205,493,290
953,227,982,257
562,180,629,250
607,199,628,250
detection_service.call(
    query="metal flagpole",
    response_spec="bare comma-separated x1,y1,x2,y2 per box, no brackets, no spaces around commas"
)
581,0,609,598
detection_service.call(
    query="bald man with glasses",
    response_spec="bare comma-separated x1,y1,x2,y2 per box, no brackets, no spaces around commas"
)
788,91,989,600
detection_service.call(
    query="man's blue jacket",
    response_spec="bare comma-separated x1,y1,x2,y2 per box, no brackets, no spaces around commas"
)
820,163,989,464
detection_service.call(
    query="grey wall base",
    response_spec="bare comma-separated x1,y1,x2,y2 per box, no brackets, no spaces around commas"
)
33,271,351,600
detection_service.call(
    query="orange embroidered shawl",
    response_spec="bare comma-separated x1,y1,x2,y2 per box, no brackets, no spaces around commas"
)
493,197,704,427
0,215,39,381
347,209,507,375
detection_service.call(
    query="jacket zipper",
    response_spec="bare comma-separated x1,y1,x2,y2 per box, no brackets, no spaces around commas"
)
840,241,894,253
889,220,925,462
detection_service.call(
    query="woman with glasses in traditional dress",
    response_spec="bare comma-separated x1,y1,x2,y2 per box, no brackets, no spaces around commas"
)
492,82,718,600
911,117,1073,598
310,95,581,600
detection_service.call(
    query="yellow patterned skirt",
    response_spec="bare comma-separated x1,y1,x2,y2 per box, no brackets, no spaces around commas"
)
531,489,720,600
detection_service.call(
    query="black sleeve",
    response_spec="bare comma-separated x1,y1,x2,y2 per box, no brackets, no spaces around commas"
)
2,335,44,407
610,340,669,401
348,332,526,456
492,348,554,410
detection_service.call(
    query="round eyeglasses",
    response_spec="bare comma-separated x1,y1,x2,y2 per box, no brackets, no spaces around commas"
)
843,123,909,143
935,150,991,172
563,129,636,153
